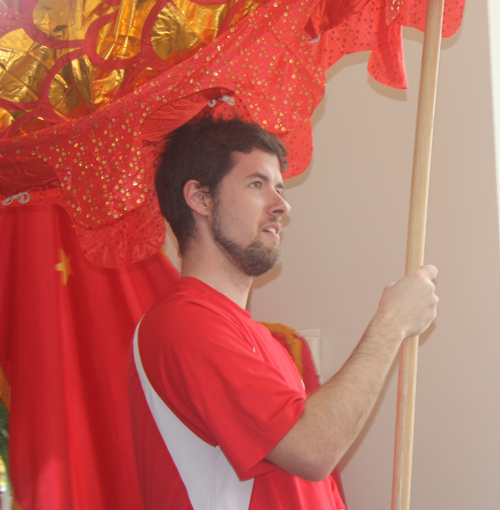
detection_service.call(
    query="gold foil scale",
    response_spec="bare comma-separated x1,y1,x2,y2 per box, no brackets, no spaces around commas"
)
0,0,259,137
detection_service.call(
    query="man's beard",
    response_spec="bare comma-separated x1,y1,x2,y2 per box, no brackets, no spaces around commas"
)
212,206,282,277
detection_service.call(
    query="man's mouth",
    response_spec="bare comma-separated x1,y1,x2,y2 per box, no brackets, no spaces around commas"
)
262,222,281,238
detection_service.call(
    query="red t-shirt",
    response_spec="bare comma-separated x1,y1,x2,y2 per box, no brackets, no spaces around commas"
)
128,277,345,510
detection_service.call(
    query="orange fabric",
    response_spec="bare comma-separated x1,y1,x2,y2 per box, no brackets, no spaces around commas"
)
0,367,10,411
261,321,321,395
261,322,305,378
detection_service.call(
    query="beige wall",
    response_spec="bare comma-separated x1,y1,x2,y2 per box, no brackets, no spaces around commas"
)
250,1,500,508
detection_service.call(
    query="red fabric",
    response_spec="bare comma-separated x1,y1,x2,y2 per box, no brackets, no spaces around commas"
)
0,204,179,510
317,0,466,89
131,276,345,510
0,0,465,267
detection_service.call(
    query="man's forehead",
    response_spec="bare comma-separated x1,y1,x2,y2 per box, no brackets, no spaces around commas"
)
228,149,284,181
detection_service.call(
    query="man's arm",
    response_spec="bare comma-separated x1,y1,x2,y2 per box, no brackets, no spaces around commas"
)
266,265,439,481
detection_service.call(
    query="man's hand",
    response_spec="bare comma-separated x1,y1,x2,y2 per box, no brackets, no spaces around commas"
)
265,265,439,482
373,265,439,341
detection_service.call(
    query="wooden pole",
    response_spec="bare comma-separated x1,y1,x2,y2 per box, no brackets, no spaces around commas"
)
391,1,445,509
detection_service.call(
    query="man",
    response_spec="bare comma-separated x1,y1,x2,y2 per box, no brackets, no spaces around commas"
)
128,117,438,510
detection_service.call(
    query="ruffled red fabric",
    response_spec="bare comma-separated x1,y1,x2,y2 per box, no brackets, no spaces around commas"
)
0,0,465,267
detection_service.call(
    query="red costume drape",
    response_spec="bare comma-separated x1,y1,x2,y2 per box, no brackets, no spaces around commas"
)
0,203,179,509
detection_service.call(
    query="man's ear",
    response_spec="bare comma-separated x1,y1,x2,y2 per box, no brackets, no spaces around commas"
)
183,180,211,217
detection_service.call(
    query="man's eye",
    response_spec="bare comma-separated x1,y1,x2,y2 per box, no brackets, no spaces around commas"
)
250,182,261,189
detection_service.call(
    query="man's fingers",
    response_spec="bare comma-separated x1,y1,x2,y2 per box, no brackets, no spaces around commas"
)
420,264,438,280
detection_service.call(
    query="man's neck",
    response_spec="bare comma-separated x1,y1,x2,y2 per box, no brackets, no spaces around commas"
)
180,248,253,310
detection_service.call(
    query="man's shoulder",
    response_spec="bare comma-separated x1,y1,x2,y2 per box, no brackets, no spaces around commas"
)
140,277,258,352
146,277,250,325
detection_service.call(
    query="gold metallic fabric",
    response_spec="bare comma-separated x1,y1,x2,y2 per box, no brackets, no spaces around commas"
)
0,0,260,136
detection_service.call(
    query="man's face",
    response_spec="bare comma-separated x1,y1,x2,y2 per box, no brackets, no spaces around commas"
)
210,149,291,277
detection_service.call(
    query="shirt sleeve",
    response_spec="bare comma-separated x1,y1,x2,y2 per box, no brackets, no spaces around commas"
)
139,301,306,481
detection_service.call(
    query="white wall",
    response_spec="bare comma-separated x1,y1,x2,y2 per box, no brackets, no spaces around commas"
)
251,1,500,508
488,0,500,234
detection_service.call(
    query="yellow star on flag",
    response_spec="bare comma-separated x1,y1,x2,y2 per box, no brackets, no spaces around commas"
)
55,248,74,285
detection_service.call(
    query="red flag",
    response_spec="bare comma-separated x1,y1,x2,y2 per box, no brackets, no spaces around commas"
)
0,203,179,510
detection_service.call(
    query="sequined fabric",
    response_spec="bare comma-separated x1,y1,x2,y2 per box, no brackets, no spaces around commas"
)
0,0,465,267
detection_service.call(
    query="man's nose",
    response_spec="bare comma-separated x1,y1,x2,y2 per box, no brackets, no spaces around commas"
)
272,193,291,216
